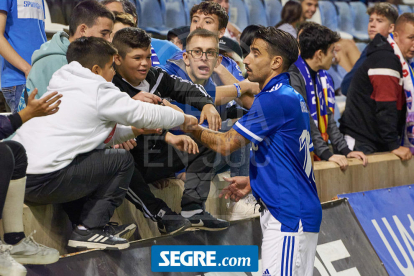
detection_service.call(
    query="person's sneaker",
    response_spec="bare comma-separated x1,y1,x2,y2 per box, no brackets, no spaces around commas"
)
0,241,27,276
9,231,60,265
156,208,192,235
227,194,260,221
185,211,230,231
103,222,137,240
68,227,130,250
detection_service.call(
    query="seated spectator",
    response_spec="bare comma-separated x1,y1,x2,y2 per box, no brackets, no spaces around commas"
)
205,0,241,41
341,3,398,96
112,27,230,233
276,0,303,38
0,90,61,275
289,23,367,169
239,25,261,59
12,37,196,250
17,0,115,111
219,36,245,75
111,12,135,41
101,0,123,12
167,26,191,51
339,14,414,160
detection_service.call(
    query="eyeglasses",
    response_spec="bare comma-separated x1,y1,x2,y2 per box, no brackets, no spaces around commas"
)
188,49,219,60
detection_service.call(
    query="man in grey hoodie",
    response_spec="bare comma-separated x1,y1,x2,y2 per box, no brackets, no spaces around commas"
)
17,0,115,111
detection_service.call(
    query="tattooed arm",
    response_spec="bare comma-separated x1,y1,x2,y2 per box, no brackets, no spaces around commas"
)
192,126,250,156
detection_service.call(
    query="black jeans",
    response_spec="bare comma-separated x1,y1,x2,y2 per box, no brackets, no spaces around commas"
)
0,141,27,219
126,137,216,220
25,149,134,229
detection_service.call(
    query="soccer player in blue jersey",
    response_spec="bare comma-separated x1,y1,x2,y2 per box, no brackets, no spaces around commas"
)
187,26,322,276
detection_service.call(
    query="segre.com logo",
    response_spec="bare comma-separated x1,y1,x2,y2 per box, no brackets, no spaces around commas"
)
151,245,258,272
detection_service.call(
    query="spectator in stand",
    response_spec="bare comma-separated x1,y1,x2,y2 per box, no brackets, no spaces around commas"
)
101,0,123,12
0,90,61,275
0,0,46,112
112,27,230,233
219,36,245,75
167,26,191,51
240,25,261,59
110,12,135,41
12,36,197,250
275,0,303,38
339,14,414,160
204,0,241,41
289,23,367,170
17,0,115,111
341,3,398,96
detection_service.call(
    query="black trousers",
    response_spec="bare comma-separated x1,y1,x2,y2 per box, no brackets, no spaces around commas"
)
0,141,27,219
25,149,134,229
126,138,216,221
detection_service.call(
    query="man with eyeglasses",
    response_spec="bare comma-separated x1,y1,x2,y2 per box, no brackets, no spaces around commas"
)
111,27,230,233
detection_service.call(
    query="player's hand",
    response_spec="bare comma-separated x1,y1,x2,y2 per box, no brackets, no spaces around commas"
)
164,132,199,154
19,89,62,123
152,179,170,190
162,99,184,113
132,91,161,104
328,154,348,170
200,104,221,131
113,139,137,151
131,126,162,136
219,176,251,202
392,146,412,161
181,114,199,132
347,151,368,167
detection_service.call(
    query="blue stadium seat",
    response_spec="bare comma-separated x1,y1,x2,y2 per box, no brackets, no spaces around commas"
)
229,0,250,31
264,0,283,26
131,0,142,27
245,0,269,26
350,2,369,42
138,0,169,35
165,0,190,28
335,2,355,36
186,0,202,9
318,1,338,31
398,4,413,14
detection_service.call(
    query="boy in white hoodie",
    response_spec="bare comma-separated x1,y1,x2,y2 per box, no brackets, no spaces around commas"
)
12,37,198,250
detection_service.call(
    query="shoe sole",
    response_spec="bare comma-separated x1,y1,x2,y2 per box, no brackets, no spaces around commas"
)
67,240,130,250
114,224,137,240
159,222,192,235
12,253,60,265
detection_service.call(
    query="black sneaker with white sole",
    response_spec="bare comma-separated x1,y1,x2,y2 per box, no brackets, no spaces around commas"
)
156,208,192,235
103,222,137,240
185,211,230,231
68,228,130,250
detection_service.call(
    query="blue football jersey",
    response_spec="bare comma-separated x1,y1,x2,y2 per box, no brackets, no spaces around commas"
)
233,72,322,233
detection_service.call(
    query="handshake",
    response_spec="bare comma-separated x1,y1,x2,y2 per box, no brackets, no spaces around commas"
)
162,99,200,133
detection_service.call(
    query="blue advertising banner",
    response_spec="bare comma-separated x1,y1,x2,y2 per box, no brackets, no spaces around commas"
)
340,185,414,276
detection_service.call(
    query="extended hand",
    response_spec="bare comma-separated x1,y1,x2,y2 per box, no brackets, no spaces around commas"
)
132,91,161,104
347,151,368,166
200,104,221,131
181,114,199,132
162,99,184,113
219,176,251,202
165,132,199,154
328,154,348,170
19,89,62,123
113,139,137,151
392,146,412,161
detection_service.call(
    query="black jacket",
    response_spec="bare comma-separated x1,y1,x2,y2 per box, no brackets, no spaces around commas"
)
112,67,214,151
339,33,405,152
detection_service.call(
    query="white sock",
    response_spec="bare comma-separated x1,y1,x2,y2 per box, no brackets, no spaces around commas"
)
2,177,26,234
181,209,203,218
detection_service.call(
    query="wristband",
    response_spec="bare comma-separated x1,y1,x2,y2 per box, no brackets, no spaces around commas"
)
233,83,241,98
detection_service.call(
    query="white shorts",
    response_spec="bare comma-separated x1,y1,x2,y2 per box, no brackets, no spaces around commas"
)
260,209,319,276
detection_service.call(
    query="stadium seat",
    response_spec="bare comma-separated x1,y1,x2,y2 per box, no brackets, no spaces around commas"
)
335,2,355,37
229,0,250,31
264,0,283,27
350,1,369,42
138,0,169,35
186,0,202,9
165,0,190,28
245,0,269,26
131,0,142,27
318,1,338,32
398,4,413,14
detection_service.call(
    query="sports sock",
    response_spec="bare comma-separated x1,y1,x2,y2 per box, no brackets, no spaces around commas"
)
2,177,26,242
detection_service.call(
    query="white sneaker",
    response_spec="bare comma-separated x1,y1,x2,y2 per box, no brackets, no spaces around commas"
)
227,194,260,221
9,231,60,265
0,241,27,276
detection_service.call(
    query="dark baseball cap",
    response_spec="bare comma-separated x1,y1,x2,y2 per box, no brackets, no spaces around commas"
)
219,36,243,59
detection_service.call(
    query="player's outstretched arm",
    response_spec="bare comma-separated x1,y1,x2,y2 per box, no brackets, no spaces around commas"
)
191,126,249,156
219,176,251,202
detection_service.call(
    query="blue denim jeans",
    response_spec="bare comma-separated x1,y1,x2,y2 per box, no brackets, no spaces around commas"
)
1,84,25,113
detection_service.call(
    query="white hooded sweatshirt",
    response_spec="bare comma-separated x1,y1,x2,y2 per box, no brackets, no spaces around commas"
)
13,62,185,174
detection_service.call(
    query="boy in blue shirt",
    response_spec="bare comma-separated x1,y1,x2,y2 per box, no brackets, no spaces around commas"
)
0,0,46,112
187,27,322,276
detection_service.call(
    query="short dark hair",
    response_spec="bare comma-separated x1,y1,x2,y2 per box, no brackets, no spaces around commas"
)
297,21,319,36
69,0,115,36
240,24,261,57
253,26,299,71
113,11,136,27
112,27,151,58
190,1,228,31
299,23,340,60
367,3,398,24
66,36,117,70
186,29,219,48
